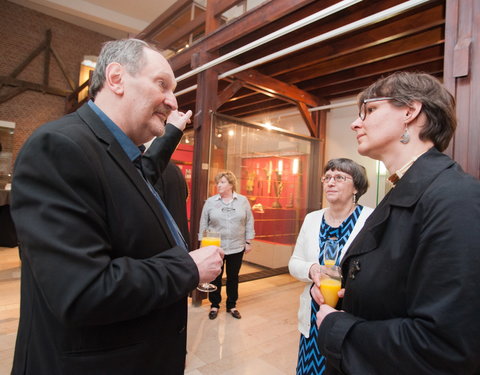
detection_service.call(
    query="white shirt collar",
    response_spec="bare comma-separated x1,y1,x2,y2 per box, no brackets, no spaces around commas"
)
214,192,238,200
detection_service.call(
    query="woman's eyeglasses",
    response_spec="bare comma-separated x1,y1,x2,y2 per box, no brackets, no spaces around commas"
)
321,174,352,183
359,97,395,121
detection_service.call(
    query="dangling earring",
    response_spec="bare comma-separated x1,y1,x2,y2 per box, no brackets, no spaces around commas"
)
353,193,357,204
400,124,410,144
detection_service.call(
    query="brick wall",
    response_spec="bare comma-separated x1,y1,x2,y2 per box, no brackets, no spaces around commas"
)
0,0,112,175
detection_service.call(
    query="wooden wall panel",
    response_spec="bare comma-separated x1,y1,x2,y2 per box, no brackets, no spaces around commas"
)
444,0,480,178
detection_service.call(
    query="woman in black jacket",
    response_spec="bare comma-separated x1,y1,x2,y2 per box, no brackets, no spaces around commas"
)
314,71,480,374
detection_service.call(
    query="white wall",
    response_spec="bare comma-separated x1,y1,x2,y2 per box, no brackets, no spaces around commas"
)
324,97,380,209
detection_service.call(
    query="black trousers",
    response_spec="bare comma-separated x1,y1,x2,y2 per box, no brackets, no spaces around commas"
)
0,205,17,247
209,250,244,310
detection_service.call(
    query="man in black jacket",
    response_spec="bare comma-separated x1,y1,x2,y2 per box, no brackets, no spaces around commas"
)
11,38,223,375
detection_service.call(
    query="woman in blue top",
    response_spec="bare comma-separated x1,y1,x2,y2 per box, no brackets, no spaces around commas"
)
289,158,373,375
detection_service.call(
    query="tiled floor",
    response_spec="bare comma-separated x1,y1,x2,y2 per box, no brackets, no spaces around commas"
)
0,247,304,374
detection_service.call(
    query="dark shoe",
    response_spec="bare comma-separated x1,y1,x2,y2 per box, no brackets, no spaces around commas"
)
227,309,241,319
209,309,218,320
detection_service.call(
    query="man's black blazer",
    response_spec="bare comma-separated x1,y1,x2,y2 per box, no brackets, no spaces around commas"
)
11,104,198,374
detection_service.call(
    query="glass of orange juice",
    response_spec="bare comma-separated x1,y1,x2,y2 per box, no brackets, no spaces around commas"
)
323,238,340,267
320,239,342,307
197,230,222,293
319,270,342,307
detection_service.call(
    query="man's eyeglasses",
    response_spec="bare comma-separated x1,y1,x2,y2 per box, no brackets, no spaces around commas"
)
321,174,352,183
359,97,395,121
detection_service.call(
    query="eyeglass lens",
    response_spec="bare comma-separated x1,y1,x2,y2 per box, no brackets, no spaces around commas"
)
359,97,395,120
322,175,347,183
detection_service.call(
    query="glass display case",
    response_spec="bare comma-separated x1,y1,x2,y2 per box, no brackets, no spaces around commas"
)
209,113,317,272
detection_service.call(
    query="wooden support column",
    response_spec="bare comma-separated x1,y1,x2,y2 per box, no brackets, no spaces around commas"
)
443,0,480,178
308,110,326,212
205,0,221,34
189,52,219,305
44,29,52,86
297,102,317,137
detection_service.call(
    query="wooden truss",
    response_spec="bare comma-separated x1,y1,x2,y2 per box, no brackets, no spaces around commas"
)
0,29,76,106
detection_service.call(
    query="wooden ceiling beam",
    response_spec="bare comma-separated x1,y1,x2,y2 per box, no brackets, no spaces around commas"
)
218,61,322,107
176,79,246,109
140,0,446,122
219,93,278,112
217,53,443,111
136,0,192,41
210,0,244,15
219,60,444,119
216,79,244,110
225,101,294,118
0,87,27,105
242,82,296,104
278,27,444,83
236,70,319,106
297,101,317,137
257,5,444,77
318,60,443,98
301,46,444,91
330,71,443,100
217,48,444,114
220,0,339,54
0,75,71,97
205,0,220,34
9,40,47,78
221,87,260,102
142,0,244,51
229,0,442,65
168,0,317,71
152,15,204,51
175,91,196,106
207,0,245,33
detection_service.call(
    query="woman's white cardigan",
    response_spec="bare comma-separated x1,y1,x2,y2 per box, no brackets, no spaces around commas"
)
288,206,373,337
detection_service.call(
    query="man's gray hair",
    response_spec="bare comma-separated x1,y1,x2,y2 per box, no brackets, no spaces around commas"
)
90,39,159,98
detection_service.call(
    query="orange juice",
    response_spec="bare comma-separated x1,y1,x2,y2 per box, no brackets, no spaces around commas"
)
201,236,221,247
319,278,341,307
324,259,336,267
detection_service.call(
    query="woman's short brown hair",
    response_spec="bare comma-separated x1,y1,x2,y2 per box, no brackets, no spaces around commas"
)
214,170,237,192
358,71,456,151
324,158,369,202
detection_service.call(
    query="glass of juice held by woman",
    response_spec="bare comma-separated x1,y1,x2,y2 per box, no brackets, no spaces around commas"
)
319,273,342,307
320,239,342,307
